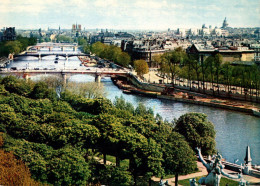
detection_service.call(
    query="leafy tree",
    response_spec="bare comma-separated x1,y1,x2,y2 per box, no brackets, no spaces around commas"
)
0,148,40,186
134,59,149,77
4,41,22,54
163,132,197,186
66,81,106,99
160,47,186,86
214,54,223,94
78,37,87,45
117,52,131,67
1,76,33,96
30,81,56,100
56,35,73,43
174,113,216,155
91,41,105,56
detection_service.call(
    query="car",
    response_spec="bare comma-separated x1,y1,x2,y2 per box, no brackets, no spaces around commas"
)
44,68,48,70
74,68,77,70
86,68,91,70
34,68,39,70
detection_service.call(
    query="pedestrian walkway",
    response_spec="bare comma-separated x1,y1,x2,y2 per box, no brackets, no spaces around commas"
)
152,161,208,185
152,161,260,185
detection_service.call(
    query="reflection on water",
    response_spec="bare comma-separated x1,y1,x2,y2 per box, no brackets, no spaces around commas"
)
4,51,260,165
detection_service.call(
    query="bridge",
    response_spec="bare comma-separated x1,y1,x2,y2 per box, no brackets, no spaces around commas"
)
14,52,90,60
0,68,130,83
27,43,79,52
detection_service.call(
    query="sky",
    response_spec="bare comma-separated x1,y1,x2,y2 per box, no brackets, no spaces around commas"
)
0,0,259,30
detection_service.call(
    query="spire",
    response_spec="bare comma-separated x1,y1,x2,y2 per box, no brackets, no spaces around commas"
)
244,146,252,165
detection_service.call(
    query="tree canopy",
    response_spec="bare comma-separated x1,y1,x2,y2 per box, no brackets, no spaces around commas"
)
0,76,217,185
134,59,149,77
174,113,216,155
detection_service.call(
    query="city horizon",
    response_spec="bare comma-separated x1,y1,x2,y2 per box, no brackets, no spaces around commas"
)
1,0,259,30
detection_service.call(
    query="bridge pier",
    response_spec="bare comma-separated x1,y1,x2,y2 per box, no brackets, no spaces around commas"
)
95,74,101,83
73,46,78,51
23,73,29,82
61,47,64,51
39,53,41,60
62,73,67,86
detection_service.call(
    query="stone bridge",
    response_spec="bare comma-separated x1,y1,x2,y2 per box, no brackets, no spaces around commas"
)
0,68,130,83
14,53,90,60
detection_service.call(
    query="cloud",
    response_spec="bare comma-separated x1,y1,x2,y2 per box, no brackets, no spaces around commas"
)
0,0,259,29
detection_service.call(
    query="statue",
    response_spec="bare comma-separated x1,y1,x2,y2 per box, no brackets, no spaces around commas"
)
195,147,241,186
159,176,169,186
189,178,198,186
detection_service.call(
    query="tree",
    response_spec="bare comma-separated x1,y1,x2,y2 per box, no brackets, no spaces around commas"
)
205,56,216,94
160,47,186,86
163,132,197,186
91,41,105,56
0,149,40,186
134,60,149,77
5,41,22,54
214,54,223,94
65,81,106,99
30,81,56,100
117,52,131,67
78,37,87,45
1,76,33,97
174,113,216,155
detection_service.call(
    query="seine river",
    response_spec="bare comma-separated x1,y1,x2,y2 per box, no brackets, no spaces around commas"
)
4,47,260,165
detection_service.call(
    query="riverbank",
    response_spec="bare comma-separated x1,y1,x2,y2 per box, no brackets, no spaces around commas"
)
0,57,10,68
112,75,260,117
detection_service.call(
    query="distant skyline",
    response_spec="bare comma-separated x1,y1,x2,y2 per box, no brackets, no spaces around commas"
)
0,0,259,30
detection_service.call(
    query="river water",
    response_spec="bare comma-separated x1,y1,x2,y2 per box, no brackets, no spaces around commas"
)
4,47,260,165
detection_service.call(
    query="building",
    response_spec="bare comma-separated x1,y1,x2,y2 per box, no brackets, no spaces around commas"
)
249,44,260,61
1,27,16,41
72,23,81,37
221,17,229,29
188,44,255,63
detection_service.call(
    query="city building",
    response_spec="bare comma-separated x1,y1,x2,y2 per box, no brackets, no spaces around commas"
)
72,23,81,37
188,44,255,63
221,17,229,29
1,27,16,41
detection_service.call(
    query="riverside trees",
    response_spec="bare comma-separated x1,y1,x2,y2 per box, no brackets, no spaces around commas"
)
90,41,131,67
0,36,37,57
0,76,217,185
156,48,260,100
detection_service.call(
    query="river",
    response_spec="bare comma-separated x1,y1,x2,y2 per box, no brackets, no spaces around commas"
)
4,46,260,165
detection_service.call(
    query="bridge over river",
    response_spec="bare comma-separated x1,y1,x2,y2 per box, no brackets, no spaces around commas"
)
14,52,90,60
0,68,130,83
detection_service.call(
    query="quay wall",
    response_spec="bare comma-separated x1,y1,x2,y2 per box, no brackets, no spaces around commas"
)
121,74,258,116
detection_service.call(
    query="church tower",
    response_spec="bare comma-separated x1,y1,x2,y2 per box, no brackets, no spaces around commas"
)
222,17,228,29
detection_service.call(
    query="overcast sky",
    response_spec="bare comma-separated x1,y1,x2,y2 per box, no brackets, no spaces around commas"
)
0,0,259,30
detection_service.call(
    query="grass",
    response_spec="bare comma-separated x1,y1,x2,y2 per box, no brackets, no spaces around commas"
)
178,176,239,186
97,154,129,168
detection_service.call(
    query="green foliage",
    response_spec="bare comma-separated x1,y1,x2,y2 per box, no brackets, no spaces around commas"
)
2,134,91,185
134,59,149,77
162,132,197,175
90,41,131,67
2,76,33,96
0,36,37,57
56,35,73,43
30,81,56,101
77,37,87,45
174,113,216,155
0,76,217,185
61,90,112,114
